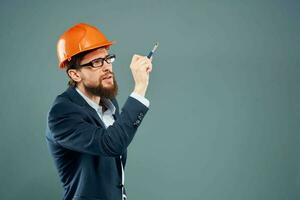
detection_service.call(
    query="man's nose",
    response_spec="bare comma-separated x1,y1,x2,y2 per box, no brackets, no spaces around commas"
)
102,63,113,73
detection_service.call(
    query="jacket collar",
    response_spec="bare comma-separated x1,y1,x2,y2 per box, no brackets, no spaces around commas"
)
65,86,90,107
65,86,119,127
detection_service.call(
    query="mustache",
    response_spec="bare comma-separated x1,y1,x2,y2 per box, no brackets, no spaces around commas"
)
101,72,114,80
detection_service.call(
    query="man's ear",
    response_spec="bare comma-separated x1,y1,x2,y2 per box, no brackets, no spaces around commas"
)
67,69,82,83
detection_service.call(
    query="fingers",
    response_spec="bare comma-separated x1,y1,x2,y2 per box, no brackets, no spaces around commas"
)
146,64,152,73
138,57,152,66
133,54,141,61
131,54,153,74
133,54,152,63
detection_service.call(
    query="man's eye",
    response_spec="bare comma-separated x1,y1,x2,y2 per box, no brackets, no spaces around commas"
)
92,59,103,66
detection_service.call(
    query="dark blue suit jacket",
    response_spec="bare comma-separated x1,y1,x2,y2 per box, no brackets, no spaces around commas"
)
46,86,149,200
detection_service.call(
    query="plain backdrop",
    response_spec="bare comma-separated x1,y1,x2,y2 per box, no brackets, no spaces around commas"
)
0,0,299,199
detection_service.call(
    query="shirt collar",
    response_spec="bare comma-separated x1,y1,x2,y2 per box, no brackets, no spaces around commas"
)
75,87,116,115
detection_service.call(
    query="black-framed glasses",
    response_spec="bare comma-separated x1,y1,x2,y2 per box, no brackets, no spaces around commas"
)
80,54,116,68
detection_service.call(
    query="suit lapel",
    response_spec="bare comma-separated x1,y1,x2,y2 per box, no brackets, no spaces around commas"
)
65,86,106,128
110,97,120,120
85,105,107,128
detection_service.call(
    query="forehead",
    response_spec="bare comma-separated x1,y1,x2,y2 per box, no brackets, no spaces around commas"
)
81,47,109,62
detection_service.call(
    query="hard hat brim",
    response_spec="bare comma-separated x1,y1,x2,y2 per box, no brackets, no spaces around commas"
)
59,40,116,68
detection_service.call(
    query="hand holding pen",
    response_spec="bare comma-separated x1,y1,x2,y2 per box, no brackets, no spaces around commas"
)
130,42,159,97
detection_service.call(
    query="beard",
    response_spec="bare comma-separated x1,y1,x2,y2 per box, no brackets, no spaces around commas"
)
83,72,118,100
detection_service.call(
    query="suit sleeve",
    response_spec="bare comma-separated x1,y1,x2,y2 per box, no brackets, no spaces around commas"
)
47,96,148,157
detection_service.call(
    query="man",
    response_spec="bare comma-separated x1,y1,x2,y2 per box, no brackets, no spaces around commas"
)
46,23,152,200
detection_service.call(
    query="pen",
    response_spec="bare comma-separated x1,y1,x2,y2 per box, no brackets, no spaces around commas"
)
147,42,159,59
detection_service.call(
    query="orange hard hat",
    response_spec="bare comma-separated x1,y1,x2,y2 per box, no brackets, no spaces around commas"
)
57,23,115,68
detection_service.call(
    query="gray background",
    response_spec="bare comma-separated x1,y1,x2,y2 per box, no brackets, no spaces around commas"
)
0,0,299,199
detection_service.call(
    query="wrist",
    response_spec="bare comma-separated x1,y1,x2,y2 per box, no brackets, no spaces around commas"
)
133,86,147,97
